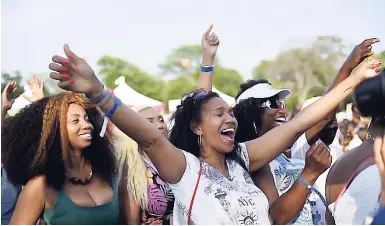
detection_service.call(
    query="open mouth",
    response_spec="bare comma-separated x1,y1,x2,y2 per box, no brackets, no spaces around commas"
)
78,132,92,140
220,128,235,142
275,117,287,124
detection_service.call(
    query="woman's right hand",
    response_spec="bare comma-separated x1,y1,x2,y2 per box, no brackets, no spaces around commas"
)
49,44,103,96
302,141,332,182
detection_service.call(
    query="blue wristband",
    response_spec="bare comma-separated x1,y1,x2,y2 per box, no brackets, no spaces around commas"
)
298,176,312,189
104,95,122,118
200,64,214,72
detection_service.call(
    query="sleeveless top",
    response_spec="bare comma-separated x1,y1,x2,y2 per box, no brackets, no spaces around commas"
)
328,165,381,224
141,159,174,225
43,179,119,225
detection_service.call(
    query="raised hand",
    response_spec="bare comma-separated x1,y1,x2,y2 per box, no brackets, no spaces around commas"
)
22,75,44,102
201,24,220,57
49,44,103,96
344,38,380,70
373,118,385,204
351,57,382,81
302,141,332,179
1,81,17,112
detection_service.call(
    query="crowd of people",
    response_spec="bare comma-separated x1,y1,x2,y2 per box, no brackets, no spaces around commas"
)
1,25,385,225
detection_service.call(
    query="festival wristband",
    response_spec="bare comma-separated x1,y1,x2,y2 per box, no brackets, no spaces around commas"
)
104,95,122,118
298,176,313,189
200,64,214,72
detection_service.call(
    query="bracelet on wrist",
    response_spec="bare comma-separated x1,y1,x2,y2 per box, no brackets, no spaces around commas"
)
200,64,214,72
86,85,107,104
298,176,313,190
103,95,123,118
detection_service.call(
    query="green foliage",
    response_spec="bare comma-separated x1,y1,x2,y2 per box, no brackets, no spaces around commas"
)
252,36,347,109
374,51,385,70
97,55,165,101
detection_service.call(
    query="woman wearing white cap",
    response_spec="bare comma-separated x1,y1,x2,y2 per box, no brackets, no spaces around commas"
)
233,38,380,225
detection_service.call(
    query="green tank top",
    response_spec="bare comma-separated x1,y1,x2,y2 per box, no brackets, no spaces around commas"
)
43,179,119,225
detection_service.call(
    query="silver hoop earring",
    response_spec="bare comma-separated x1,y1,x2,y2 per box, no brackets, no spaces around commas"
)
198,134,202,147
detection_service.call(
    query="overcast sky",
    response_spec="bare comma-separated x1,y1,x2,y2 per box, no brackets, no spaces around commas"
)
2,0,384,81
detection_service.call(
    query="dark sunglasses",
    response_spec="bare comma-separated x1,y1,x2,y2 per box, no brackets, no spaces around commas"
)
261,99,285,110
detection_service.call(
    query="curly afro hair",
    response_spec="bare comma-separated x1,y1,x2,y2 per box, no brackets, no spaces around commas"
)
1,92,116,190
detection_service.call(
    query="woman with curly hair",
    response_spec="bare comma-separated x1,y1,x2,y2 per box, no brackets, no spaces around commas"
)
1,92,129,224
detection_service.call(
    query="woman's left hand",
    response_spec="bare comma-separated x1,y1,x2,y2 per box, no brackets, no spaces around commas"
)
49,44,103,96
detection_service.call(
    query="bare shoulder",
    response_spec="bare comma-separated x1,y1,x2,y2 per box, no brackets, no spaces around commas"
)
24,175,47,192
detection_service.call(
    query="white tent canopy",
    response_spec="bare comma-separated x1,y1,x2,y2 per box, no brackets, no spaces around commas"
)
113,76,164,113
168,87,235,113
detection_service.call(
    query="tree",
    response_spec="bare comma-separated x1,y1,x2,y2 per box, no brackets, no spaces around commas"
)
252,36,347,107
374,50,385,70
97,55,165,101
160,44,243,98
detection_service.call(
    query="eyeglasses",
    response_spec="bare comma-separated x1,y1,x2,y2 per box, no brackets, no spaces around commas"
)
261,99,285,110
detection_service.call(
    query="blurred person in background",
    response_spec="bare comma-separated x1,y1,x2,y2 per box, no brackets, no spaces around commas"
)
1,76,45,225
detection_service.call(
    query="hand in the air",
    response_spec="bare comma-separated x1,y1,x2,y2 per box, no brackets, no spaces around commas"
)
201,25,220,57
344,38,380,70
22,75,44,102
49,44,102,96
351,57,382,81
1,81,17,111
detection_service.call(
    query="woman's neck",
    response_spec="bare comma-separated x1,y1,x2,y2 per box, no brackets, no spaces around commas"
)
200,147,228,176
67,149,88,176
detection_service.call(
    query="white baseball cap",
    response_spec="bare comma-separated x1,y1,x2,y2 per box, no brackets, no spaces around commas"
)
236,83,292,104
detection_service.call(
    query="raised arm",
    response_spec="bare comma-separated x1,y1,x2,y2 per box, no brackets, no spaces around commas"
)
245,57,382,172
196,25,219,92
49,45,186,184
305,38,379,145
1,81,17,121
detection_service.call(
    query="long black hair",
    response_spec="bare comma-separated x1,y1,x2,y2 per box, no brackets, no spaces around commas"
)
233,79,271,142
169,90,248,172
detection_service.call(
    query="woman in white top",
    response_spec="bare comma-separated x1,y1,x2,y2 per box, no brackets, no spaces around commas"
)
326,116,385,224
47,42,381,224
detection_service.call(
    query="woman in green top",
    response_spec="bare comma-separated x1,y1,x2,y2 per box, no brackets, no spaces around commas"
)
1,92,130,224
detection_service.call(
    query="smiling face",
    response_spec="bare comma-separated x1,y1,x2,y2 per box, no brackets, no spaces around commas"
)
138,107,168,138
258,96,288,135
196,97,238,153
66,103,94,150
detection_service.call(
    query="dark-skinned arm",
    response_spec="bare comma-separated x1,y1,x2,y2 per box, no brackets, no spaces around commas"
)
305,38,380,145
266,143,331,224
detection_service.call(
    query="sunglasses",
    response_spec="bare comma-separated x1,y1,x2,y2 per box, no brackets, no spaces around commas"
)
261,99,285,110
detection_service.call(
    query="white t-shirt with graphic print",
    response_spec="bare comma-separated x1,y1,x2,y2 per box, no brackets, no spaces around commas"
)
169,143,272,225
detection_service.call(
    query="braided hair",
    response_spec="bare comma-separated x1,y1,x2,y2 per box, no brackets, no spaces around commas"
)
169,90,248,172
